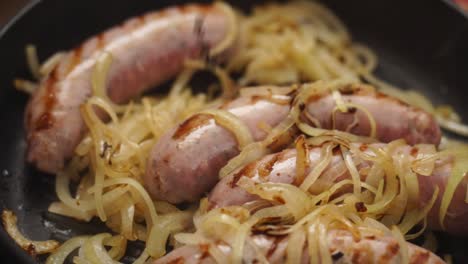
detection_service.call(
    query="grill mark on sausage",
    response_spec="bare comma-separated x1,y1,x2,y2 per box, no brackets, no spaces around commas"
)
267,126,300,152
35,68,58,131
307,94,323,103
266,235,286,258
198,244,210,261
359,143,368,152
66,44,84,76
273,195,285,204
96,32,105,50
172,114,213,140
258,155,279,179
410,147,419,157
168,257,185,264
410,250,430,263
229,161,259,188
35,113,53,131
379,241,400,262
355,202,367,212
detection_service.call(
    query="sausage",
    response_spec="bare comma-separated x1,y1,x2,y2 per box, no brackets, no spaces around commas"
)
145,84,441,203
208,143,468,235
144,94,292,203
305,86,441,145
25,3,235,174
153,229,445,264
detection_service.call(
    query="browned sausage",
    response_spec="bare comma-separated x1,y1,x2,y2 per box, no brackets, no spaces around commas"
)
145,84,441,203
305,86,441,145
144,94,292,203
153,229,445,264
209,143,468,235
25,3,235,173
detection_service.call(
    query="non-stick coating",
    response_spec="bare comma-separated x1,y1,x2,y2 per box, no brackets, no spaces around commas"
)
0,0,467,263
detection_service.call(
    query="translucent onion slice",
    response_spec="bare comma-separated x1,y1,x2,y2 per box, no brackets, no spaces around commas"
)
238,177,313,220
398,187,439,235
82,233,118,264
13,79,37,94
391,226,409,264
219,142,268,178
437,116,468,137
105,235,127,260
411,144,437,176
210,2,238,57
300,143,334,191
439,147,468,228
45,236,90,264
25,44,41,80
48,202,93,222
294,135,309,185
146,212,192,258
39,52,65,76
342,149,362,196
91,51,126,113
331,90,348,113
200,109,254,149
286,229,306,264
87,178,158,227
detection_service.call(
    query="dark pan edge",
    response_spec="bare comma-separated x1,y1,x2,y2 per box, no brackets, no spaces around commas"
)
0,0,41,38
0,1,42,263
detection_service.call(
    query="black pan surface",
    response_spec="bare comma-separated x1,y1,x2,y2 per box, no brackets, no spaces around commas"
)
0,0,467,263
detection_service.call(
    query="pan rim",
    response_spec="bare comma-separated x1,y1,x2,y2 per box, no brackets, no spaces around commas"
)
0,1,42,264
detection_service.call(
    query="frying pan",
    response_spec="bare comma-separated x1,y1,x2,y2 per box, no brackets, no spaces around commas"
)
0,0,467,263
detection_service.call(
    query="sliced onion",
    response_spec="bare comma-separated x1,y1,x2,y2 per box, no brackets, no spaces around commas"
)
399,187,439,236
436,115,468,137
88,178,158,227
210,2,238,57
91,51,126,113
105,235,127,260
200,109,253,149
25,44,41,80
146,212,192,258
411,144,437,176
1,210,60,255
13,79,37,94
46,236,90,264
331,90,348,113
238,177,313,220
286,227,306,264
439,147,468,228
82,233,117,264
39,52,65,76
294,135,309,185
300,143,334,191
219,142,267,178
391,226,409,264
48,202,92,222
